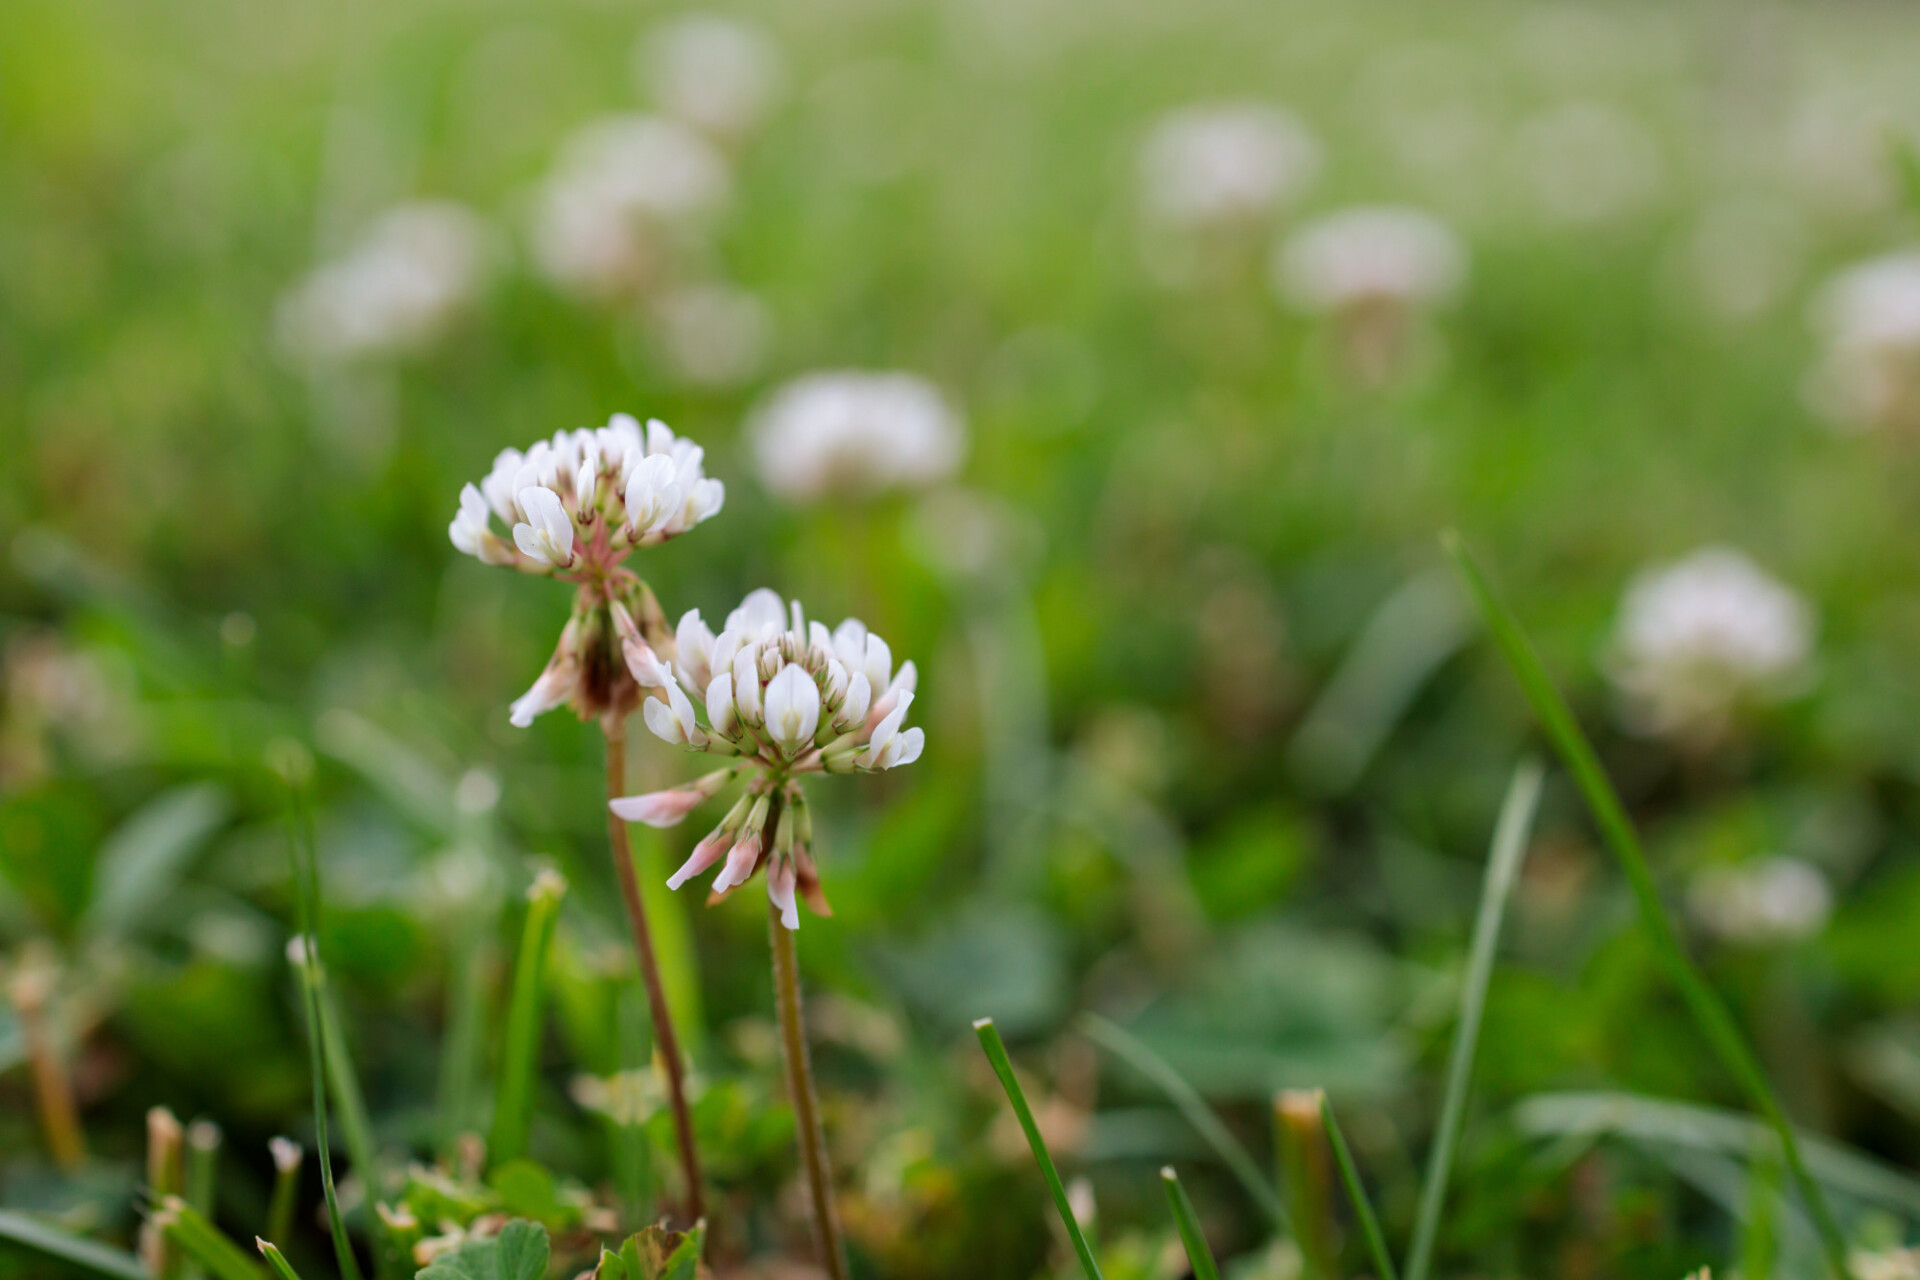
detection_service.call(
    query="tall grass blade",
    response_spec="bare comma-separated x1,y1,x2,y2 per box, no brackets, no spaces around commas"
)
974,1018,1104,1280
490,868,567,1166
281,762,365,1280
1443,532,1854,1279
1079,1012,1287,1230
256,1240,306,1280
0,1209,149,1280
1404,758,1544,1280
1319,1092,1401,1280
1160,1167,1224,1280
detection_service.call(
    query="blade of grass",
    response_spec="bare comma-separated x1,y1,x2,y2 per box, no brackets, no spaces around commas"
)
280,753,364,1280
437,927,490,1156
153,1198,267,1280
1160,1167,1224,1280
1320,1092,1401,1280
183,1119,222,1280
1078,1012,1287,1231
256,1240,306,1280
0,1209,149,1280
974,1018,1103,1280
1746,1146,1783,1280
1443,532,1854,1280
1404,758,1544,1280
314,977,378,1191
490,868,567,1166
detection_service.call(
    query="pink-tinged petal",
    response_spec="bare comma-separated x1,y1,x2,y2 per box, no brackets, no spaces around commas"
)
768,859,800,931
710,833,762,894
666,828,734,890
610,787,706,828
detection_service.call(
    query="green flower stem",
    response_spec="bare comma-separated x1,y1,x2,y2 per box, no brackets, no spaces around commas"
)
489,869,566,1166
1320,1092,1400,1280
772,897,848,1280
1405,758,1543,1280
604,721,704,1226
1161,1167,1224,1280
974,1017,1103,1280
1444,532,1854,1280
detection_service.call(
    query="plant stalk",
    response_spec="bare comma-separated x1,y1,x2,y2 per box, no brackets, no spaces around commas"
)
8,964,85,1170
770,899,847,1280
603,720,704,1226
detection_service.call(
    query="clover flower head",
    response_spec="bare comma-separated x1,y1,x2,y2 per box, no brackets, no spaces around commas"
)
1606,546,1814,740
610,589,924,928
277,201,491,366
531,114,731,300
638,13,785,142
449,413,724,577
1804,250,1920,434
1687,856,1832,946
1138,102,1321,229
748,371,965,502
1274,205,1468,314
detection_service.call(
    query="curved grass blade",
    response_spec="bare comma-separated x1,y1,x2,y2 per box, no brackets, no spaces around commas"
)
1160,1167,1223,1280
974,1018,1103,1280
490,868,567,1166
1404,759,1544,1280
0,1209,148,1280
1443,531,1854,1280
282,765,364,1280
1079,1012,1287,1230
1320,1092,1401,1280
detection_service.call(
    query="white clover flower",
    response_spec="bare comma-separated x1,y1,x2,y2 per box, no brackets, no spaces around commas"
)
1606,546,1814,739
747,371,965,501
649,283,773,387
611,590,924,928
1138,103,1321,229
637,13,785,142
1804,251,1920,434
277,201,491,366
450,414,725,727
1274,206,1468,314
531,114,731,300
1687,857,1833,946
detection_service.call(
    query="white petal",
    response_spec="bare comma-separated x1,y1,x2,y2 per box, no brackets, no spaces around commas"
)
836,671,871,729
706,671,738,736
644,697,687,745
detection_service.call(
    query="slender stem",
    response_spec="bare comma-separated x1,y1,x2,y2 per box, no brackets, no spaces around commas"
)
1444,533,1855,1280
1405,759,1543,1280
1276,1090,1336,1280
771,901,847,1280
490,870,566,1166
603,721,704,1226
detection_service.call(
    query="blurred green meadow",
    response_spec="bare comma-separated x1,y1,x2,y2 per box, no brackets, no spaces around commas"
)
9,0,1920,1276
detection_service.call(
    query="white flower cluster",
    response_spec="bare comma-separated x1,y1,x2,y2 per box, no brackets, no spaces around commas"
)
1687,856,1832,945
1274,205,1468,314
1804,250,1920,434
531,115,732,299
637,13,785,142
449,414,724,573
612,589,923,928
278,201,490,366
1606,546,1813,738
1138,103,1321,229
748,371,966,501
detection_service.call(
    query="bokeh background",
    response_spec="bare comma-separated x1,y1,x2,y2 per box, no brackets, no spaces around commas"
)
9,0,1920,1276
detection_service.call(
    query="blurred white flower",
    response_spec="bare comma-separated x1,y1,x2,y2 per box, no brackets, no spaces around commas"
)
1606,546,1814,738
1851,1247,1920,1280
612,589,924,928
649,283,772,386
1804,251,1920,435
277,201,490,365
748,371,965,501
637,13,785,141
1275,206,1468,314
1687,857,1832,945
531,114,731,300
1137,103,1321,229
1511,101,1663,227
1664,198,1806,325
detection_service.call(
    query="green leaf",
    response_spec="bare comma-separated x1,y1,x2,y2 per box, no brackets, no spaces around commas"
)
0,1209,149,1280
84,783,229,945
591,1224,707,1280
415,1219,550,1280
